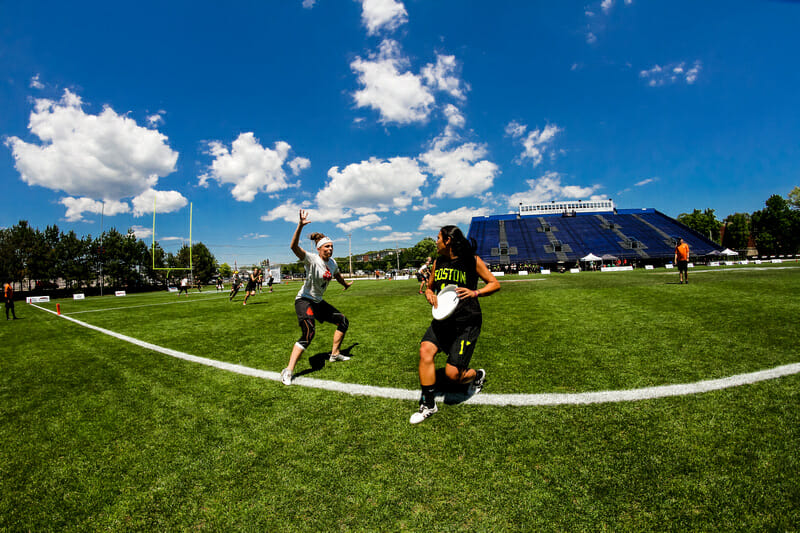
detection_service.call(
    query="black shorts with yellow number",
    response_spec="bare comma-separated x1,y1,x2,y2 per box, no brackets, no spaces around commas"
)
421,318,481,370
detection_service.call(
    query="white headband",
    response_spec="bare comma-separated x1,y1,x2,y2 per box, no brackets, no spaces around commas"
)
316,237,333,249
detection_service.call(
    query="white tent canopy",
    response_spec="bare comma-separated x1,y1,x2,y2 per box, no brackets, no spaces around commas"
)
581,253,602,261
720,248,738,256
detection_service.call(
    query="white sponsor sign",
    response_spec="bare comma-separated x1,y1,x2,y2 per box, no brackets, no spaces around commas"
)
73,293,85,300
541,269,551,275
26,296,51,303
645,265,654,270
168,287,178,292
115,291,126,297
570,268,580,273
601,266,634,272
518,271,529,276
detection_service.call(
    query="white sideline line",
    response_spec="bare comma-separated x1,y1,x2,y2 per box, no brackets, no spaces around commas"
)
31,304,800,406
63,294,232,315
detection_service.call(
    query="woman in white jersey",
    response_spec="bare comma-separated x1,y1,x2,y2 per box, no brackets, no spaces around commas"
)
281,210,353,385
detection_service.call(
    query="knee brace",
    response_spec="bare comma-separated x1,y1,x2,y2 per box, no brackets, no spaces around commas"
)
296,317,316,349
334,314,349,334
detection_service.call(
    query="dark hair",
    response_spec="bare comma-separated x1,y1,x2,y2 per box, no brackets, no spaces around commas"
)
309,232,326,245
440,225,477,269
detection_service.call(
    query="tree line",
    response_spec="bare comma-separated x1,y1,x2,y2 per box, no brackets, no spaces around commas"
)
0,221,218,293
676,188,800,255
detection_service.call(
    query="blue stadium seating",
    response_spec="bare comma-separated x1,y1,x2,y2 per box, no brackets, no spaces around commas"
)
468,208,723,266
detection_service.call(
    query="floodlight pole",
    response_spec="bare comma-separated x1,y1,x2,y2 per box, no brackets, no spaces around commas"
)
100,203,104,297
347,233,352,276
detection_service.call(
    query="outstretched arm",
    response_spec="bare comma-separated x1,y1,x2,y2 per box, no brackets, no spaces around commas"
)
334,271,352,290
290,210,310,261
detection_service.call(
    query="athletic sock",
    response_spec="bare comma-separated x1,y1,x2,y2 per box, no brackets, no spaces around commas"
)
420,384,437,407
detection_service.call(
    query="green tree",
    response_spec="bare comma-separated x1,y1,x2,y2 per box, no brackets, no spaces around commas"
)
751,194,800,255
57,230,92,289
788,185,800,210
176,242,217,284
676,208,721,243
218,263,232,279
721,213,751,251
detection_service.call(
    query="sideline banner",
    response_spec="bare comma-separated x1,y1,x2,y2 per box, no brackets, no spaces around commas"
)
73,293,85,300
26,296,50,303
115,291,126,297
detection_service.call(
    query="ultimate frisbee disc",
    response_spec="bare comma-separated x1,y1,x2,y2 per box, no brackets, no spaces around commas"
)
432,284,459,320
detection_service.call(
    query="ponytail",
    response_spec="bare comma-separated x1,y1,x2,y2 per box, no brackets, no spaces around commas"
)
440,225,477,269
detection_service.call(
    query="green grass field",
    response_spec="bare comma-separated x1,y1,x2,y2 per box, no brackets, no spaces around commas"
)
2,265,799,530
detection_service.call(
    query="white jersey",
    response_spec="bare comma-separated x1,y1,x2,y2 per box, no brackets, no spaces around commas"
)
296,252,339,303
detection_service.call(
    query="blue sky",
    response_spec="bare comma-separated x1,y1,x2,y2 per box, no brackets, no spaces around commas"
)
2,0,798,266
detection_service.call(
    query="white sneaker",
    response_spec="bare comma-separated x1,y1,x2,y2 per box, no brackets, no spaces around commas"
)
469,369,486,395
409,403,438,424
280,368,293,385
329,353,351,362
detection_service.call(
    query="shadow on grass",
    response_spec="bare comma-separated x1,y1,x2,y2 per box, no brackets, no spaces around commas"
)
294,343,359,378
434,368,476,406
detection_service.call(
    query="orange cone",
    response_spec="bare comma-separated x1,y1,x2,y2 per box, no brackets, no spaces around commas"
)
56,303,61,315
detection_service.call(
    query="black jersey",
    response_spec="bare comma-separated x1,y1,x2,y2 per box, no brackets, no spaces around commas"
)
432,255,481,325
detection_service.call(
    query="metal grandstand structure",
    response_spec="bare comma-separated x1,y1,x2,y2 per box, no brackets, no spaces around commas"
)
469,207,724,267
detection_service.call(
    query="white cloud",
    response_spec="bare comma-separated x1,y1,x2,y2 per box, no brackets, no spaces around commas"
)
640,60,702,87
506,121,561,167
147,112,164,127
422,54,468,101
60,197,130,222
336,213,382,233
318,156,426,212
289,156,311,176
30,75,44,89
586,32,598,44
5,89,178,207
359,0,408,35
372,231,414,243
418,206,490,232
506,171,602,207
259,200,349,225
131,188,188,217
367,225,393,231
420,138,499,199
601,0,613,13
302,0,316,8
351,39,435,125
130,225,153,240
200,133,301,202
635,177,658,187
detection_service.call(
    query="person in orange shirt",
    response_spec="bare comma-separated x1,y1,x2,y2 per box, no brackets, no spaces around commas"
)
674,237,690,284
4,280,17,320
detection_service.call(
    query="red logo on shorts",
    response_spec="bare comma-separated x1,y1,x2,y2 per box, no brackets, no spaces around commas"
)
306,307,315,316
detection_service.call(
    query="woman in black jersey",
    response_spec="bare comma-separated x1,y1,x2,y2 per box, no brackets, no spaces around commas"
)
410,225,501,424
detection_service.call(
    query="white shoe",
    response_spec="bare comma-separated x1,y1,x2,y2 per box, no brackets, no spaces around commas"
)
409,403,438,424
469,369,486,395
280,368,293,385
329,353,351,362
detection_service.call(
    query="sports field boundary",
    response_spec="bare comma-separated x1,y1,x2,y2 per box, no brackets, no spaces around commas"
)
30,303,800,406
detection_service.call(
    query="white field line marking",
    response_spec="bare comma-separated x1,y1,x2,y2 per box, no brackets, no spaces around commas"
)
656,266,799,275
31,304,800,406
63,294,231,315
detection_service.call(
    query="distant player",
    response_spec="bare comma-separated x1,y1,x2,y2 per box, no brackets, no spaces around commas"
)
416,256,432,294
216,277,224,292
280,210,353,386
4,280,17,320
229,271,242,301
243,268,260,305
178,276,189,296
268,272,275,293
674,238,690,284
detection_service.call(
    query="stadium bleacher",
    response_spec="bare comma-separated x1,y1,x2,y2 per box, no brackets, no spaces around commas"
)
468,206,723,267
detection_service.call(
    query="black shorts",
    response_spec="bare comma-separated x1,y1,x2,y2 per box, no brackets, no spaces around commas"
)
294,298,346,326
421,319,481,370
677,260,688,274
245,281,257,292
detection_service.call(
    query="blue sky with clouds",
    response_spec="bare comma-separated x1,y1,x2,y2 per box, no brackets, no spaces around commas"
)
1,0,798,265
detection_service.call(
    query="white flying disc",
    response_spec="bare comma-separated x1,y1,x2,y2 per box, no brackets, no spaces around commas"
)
432,284,460,320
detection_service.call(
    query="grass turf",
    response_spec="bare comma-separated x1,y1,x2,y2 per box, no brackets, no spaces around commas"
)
1,264,799,530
